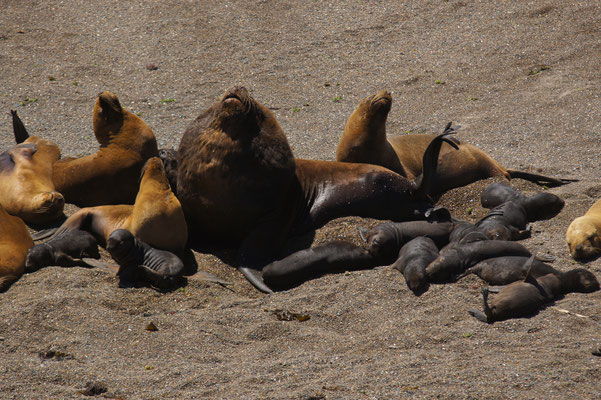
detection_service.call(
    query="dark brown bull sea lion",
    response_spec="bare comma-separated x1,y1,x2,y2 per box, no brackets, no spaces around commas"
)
177,86,457,292
0,111,64,224
45,91,159,207
0,204,34,291
47,157,187,253
336,91,575,195
469,256,600,323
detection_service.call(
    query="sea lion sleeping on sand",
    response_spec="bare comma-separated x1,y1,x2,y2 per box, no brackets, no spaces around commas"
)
14,92,159,207
25,229,100,271
176,86,458,292
566,198,601,261
360,219,455,265
391,236,439,294
1,111,64,224
0,204,34,291
336,91,575,196
469,256,599,323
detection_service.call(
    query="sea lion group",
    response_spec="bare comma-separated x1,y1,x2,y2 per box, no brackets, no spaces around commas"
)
0,87,598,324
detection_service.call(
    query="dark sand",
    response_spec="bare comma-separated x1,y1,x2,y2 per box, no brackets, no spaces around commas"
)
1,1,601,399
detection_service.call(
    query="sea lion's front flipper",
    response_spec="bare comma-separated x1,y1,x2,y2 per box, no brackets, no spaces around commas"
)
238,267,273,294
415,123,459,199
11,110,30,144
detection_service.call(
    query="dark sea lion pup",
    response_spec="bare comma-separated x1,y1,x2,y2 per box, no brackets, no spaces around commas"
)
262,241,377,290
177,86,457,293
107,229,185,289
336,91,575,195
50,91,159,206
24,230,100,271
0,204,34,291
361,219,455,265
425,240,533,282
469,256,600,323
480,182,564,222
456,256,557,286
391,236,439,294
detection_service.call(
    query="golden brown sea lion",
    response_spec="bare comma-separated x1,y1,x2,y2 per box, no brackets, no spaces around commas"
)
0,204,34,291
566,198,601,260
177,86,457,292
336,90,574,195
0,111,64,224
50,91,159,206
50,157,187,253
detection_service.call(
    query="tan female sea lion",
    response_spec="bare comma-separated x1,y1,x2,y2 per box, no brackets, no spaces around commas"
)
0,204,34,291
177,86,457,292
566,198,601,261
336,90,574,195
50,91,159,206
49,157,187,253
1,111,64,224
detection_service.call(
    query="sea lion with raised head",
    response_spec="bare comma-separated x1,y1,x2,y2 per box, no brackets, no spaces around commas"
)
177,86,457,292
391,236,439,294
336,91,575,195
0,111,64,224
566,198,601,261
47,157,187,253
47,91,159,207
0,204,34,291
106,229,185,289
469,258,599,323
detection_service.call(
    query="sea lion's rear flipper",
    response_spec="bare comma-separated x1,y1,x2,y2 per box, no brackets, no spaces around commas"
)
456,267,476,281
415,122,459,199
32,228,59,241
80,258,119,273
238,267,273,294
357,226,369,243
424,206,453,222
11,110,30,144
468,308,489,323
506,169,578,187
534,253,555,263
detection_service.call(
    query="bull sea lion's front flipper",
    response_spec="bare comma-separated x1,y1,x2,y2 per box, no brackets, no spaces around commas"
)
262,241,377,291
11,110,30,144
414,123,459,200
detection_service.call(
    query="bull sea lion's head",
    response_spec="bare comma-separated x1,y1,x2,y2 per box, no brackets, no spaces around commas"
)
211,86,279,139
566,216,601,261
